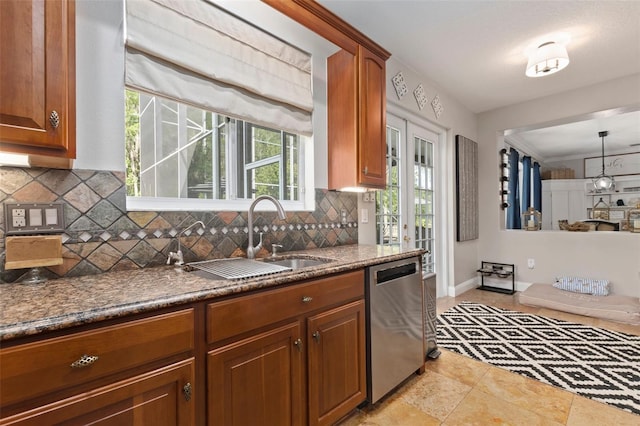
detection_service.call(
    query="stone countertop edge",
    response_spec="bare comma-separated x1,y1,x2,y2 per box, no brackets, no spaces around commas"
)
0,244,424,342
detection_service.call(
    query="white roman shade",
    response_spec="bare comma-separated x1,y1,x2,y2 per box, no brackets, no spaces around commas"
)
125,0,313,136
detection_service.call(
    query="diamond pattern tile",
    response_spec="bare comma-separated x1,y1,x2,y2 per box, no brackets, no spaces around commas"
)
39,169,81,196
0,168,358,281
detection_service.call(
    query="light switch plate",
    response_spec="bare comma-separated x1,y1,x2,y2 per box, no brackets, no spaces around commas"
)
4,202,65,235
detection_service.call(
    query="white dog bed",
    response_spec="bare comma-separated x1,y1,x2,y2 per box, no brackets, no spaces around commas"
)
519,283,640,325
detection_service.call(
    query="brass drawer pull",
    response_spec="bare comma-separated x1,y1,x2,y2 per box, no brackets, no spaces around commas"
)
294,338,303,352
301,296,313,303
183,382,192,401
312,331,321,343
49,111,60,129
70,354,99,368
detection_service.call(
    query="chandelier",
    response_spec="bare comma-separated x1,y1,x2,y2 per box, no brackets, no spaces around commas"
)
593,131,615,192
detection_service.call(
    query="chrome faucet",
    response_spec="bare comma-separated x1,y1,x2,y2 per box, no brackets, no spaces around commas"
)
247,195,286,259
167,220,206,266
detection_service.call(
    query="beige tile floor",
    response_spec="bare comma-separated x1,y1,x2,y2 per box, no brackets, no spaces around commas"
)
339,288,639,426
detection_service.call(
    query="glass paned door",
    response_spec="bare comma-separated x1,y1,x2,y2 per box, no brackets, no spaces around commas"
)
411,129,435,273
377,114,437,274
376,123,402,247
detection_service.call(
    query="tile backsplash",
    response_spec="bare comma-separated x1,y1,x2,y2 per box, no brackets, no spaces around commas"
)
0,167,358,283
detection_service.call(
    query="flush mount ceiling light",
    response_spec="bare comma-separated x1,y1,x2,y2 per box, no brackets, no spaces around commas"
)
525,41,570,77
593,130,615,192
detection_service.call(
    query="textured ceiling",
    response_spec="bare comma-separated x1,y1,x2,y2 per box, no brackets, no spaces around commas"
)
318,0,640,113
317,0,640,160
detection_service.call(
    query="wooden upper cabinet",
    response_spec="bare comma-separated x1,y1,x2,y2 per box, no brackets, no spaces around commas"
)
357,45,386,188
0,0,76,161
328,46,387,190
263,0,390,190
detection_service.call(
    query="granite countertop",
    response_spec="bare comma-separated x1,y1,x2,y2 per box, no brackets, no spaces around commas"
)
0,244,423,342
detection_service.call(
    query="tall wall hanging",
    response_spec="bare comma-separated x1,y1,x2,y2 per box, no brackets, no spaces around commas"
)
455,135,479,241
499,148,509,209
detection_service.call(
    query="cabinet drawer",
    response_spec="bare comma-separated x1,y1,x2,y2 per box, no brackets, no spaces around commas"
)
0,309,194,407
207,270,364,344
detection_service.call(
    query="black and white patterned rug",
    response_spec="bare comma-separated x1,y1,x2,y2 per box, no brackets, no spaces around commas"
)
437,302,640,415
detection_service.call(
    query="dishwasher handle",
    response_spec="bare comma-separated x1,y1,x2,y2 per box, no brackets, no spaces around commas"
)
375,262,417,284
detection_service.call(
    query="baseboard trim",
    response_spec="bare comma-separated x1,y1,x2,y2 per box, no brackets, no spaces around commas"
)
449,279,533,297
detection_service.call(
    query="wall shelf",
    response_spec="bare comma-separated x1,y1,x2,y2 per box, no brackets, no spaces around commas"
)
477,261,515,294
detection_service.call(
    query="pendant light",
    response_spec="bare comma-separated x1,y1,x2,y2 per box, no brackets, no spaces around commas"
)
593,131,615,192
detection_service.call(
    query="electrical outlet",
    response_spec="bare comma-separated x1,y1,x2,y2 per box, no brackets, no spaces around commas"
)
527,258,535,269
4,202,65,234
12,208,26,227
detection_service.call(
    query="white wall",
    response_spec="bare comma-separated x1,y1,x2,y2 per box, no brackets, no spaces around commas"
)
359,57,478,295
74,0,125,171
477,74,640,297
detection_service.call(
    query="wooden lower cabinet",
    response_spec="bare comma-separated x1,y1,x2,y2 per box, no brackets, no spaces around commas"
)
207,322,304,426
307,300,366,426
0,359,195,425
206,271,366,426
1,270,367,426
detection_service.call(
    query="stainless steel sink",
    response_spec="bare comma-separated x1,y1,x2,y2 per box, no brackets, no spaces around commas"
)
262,255,335,270
185,255,335,280
185,258,292,280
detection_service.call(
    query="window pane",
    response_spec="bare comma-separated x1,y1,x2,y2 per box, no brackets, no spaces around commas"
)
249,125,281,163
159,100,178,160
377,125,402,248
139,94,155,173
285,134,299,201
125,91,141,196
156,154,179,197
249,162,280,198
414,135,435,273
126,89,303,204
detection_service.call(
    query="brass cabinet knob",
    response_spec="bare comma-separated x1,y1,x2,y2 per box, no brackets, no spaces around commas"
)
183,382,192,401
49,111,60,129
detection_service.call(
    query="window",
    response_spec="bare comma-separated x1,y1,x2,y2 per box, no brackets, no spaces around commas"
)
123,0,314,210
126,89,302,204
376,114,437,274
504,146,541,229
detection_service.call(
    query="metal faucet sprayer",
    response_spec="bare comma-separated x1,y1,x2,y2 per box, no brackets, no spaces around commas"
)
167,220,206,266
246,195,286,259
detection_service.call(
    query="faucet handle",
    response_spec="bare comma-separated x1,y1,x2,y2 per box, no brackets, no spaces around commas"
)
272,244,283,257
167,250,184,266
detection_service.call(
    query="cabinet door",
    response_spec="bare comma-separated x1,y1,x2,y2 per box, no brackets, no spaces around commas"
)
357,45,386,188
327,46,386,190
307,300,366,426
0,359,195,426
207,322,304,426
0,0,75,158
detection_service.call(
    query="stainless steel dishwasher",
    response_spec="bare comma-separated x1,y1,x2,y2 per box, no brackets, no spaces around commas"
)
366,257,425,404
